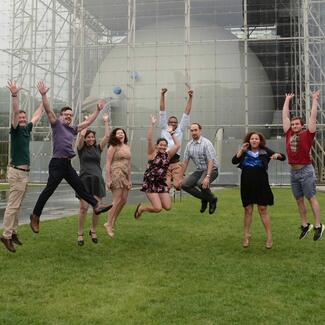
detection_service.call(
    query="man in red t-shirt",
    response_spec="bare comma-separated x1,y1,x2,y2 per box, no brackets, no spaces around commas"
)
282,91,324,241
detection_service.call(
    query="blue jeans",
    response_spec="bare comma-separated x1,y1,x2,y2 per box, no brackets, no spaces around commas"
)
33,158,98,218
182,168,218,202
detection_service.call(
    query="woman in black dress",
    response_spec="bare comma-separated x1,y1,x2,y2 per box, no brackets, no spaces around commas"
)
133,115,180,219
76,113,110,245
232,131,285,249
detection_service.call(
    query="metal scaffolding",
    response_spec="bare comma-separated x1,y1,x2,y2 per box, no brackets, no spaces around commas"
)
294,0,325,181
2,0,325,183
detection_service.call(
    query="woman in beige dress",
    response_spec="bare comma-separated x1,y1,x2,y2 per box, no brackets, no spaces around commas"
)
104,128,131,237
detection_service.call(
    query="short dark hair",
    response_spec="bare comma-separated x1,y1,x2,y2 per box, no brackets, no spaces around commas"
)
191,122,202,130
19,110,26,114
156,137,168,145
168,116,178,123
60,106,72,114
291,116,304,126
84,130,96,146
243,131,266,148
108,128,128,146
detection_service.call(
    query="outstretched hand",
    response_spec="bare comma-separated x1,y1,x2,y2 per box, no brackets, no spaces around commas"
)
7,80,22,96
37,81,50,96
241,142,249,152
102,113,109,123
270,153,281,160
96,99,107,111
285,93,294,101
150,114,157,126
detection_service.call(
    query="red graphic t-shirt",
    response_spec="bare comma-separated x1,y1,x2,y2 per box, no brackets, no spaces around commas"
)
285,128,315,165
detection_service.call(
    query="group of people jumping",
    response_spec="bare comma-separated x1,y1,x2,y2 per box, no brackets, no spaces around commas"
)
0,80,323,253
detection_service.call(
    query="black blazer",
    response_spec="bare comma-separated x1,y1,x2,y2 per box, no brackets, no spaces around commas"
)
232,146,286,170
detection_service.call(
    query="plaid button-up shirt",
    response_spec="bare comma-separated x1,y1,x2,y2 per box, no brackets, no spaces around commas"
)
184,136,218,171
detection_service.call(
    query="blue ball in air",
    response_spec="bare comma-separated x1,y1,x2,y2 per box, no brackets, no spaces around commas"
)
113,86,122,95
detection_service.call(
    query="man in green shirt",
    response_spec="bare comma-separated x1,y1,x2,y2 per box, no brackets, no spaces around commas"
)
0,81,42,253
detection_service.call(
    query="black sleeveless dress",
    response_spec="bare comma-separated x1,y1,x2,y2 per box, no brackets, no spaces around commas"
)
77,144,106,198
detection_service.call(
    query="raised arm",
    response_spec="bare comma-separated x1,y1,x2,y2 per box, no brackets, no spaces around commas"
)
167,128,181,160
37,81,56,124
105,145,116,191
160,88,167,111
147,115,157,157
76,116,88,151
99,113,110,150
7,80,22,128
31,102,43,125
184,89,193,115
77,99,106,132
282,93,294,133
308,90,320,133
159,88,168,130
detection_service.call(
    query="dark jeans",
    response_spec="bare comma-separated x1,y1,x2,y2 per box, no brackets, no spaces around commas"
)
33,158,98,218
182,168,218,202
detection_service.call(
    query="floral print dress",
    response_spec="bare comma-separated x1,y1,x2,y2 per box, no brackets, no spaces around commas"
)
140,151,169,193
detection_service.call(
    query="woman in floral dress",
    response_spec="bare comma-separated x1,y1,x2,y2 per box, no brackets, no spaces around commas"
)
134,115,180,219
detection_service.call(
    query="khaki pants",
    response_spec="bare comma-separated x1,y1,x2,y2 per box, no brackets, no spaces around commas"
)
166,161,184,190
2,167,28,239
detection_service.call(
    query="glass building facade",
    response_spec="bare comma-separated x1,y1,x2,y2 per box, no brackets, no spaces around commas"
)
0,0,324,184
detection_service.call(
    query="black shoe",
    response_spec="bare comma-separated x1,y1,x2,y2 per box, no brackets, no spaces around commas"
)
94,203,113,215
208,197,218,214
12,234,23,245
0,236,16,253
30,214,40,233
299,223,313,240
89,230,98,244
313,224,325,241
77,234,84,246
200,200,208,213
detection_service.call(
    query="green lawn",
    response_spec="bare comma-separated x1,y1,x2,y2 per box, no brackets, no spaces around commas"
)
0,183,45,190
1,188,325,324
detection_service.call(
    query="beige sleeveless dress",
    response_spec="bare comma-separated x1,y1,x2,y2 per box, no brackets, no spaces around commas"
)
110,144,131,190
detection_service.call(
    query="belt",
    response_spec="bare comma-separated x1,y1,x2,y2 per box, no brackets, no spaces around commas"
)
10,165,30,172
56,157,72,160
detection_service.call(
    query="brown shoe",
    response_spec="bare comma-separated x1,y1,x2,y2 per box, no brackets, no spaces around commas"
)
12,233,23,245
94,203,113,215
0,236,16,253
30,214,40,233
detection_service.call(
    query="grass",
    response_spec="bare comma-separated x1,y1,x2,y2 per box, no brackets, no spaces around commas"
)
0,183,45,190
1,188,325,324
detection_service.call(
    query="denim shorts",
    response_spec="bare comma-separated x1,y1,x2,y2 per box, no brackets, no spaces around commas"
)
290,164,316,199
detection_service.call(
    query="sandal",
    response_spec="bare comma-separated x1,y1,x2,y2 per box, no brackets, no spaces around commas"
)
242,237,250,248
266,239,273,249
103,223,114,238
77,233,84,246
134,203,142,219
89,230,98,244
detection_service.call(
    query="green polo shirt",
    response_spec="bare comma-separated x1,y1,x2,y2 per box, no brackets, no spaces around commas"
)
10,122,33,166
